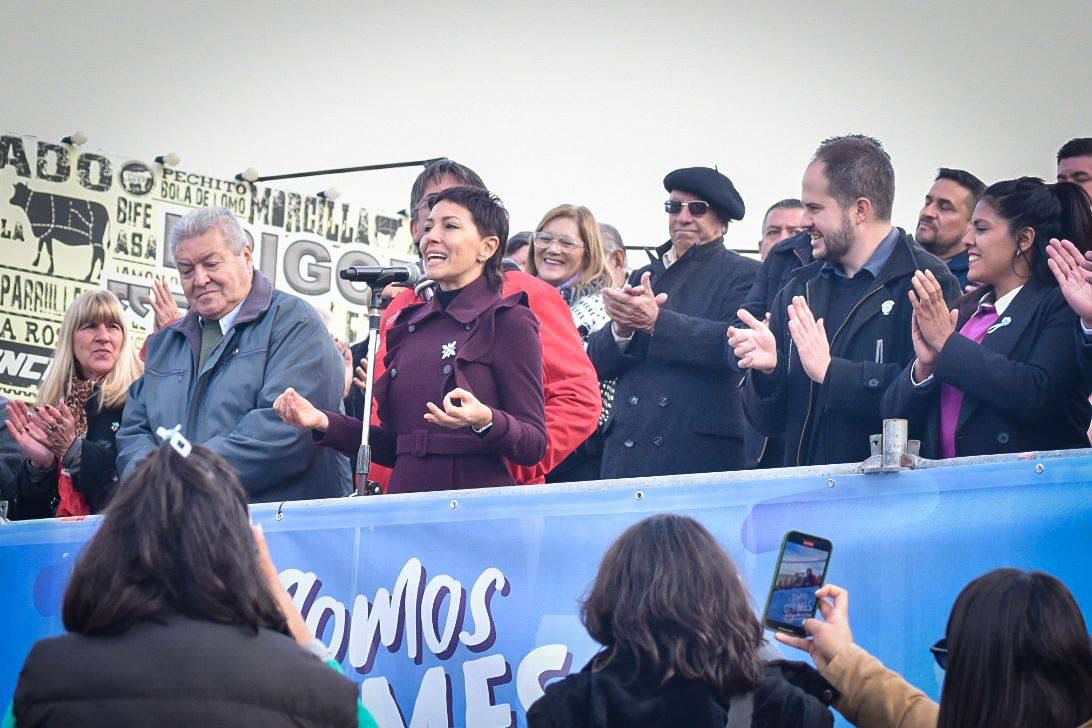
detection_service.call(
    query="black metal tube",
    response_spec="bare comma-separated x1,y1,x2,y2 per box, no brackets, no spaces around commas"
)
256,158,445,183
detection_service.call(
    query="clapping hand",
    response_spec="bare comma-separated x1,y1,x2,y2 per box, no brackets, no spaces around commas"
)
1046,238,1092,327
787,297,831,384
728,310,777,374
148,278,183,330
28,402,78,459
601,272,668,338
424,388,492,430
4,400,55,469
273,388,329,432
352,357,369,396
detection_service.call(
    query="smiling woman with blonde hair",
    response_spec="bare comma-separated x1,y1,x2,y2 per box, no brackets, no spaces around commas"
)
4,289,143,518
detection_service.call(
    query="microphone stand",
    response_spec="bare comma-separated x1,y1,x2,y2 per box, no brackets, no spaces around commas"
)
354,281,396,496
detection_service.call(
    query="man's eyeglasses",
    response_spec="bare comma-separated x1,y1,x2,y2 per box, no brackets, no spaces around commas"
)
533,232,584,251
664,200,711,216
930,638,948,670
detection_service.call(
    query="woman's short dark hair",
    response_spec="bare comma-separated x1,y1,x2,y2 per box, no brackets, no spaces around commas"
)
428,185,509,291
63,444,288,636
937,568,1092,728
581,514,764,698
980,176,1092,284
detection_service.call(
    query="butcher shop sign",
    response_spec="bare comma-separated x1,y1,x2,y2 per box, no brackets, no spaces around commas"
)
0,131,414,400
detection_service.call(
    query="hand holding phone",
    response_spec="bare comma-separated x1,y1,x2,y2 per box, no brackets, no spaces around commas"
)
763,531,833,638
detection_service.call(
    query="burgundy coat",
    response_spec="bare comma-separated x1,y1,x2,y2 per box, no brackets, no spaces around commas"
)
317,275,547,493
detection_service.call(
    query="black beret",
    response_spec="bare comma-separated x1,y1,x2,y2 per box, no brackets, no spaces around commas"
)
663,167,745,221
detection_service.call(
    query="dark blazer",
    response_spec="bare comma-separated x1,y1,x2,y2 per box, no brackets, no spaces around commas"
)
318,275,547,493
587,238,759,478
527,654,833,728
881,279,1091,457
14,616,358,728
10,389,123,518
743,229,961,467
735,232,814,468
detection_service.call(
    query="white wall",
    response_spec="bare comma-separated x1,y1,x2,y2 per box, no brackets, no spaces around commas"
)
4,0,1089,256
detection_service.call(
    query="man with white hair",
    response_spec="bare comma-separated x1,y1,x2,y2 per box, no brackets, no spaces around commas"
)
117,207,351,501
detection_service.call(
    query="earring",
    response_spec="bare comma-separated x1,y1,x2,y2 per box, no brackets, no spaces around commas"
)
1015,249,1023,257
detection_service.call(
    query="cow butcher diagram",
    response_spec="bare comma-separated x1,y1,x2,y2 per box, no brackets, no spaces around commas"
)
8,182,108,282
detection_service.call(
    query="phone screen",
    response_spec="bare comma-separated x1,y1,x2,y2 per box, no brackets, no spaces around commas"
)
763,531,833,636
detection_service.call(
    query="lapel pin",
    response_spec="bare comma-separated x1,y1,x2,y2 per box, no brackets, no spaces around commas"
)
986,316,1012,334
441,341,457,359
881,300,895,315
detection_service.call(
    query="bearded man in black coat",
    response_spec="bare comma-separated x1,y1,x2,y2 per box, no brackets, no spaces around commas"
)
587,167,759,478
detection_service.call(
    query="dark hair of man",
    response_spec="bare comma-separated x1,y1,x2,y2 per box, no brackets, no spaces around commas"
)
410,159,486,215
506,231,531,256
1056,137,1092,163
935,168,986,206
428,185,509,291
812,135,895,221
762,198,804,227
980,176,1092,285
936,569,1092,728
62,444,289,637
580,514,764,698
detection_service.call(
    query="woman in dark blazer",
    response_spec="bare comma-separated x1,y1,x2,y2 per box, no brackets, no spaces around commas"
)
275,186,547,493
4,290,143,518
882,178,1092,457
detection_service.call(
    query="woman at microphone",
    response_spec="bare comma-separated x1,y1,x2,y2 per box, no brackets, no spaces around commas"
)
274,186,547,493
882,177,1092,457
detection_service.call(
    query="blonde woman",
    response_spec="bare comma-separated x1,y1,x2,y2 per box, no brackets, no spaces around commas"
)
527,204,615,481
5,290,143,517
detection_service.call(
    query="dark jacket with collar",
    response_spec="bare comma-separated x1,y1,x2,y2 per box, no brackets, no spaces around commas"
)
735,232,814,468
742,228,960,467
881,278,1090,457
318,274,547,493
13,616,358,728
587,238,759,478
117,270,351,503
11,387,123,518
526,654,834,728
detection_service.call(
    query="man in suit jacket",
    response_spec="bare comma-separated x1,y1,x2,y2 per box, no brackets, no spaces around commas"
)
587,167,759,478
731,135,960,467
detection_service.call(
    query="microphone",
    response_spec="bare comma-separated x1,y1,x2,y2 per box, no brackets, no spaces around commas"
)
338,262,425,287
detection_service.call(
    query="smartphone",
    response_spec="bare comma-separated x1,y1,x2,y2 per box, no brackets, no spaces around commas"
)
762,531,833,637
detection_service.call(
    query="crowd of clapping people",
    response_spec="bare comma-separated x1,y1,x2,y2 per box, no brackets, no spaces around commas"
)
1,133,1091,726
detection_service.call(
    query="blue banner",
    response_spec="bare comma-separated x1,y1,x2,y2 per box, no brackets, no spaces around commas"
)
3,452,1091,726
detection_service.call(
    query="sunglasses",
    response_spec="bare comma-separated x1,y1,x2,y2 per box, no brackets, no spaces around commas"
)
930,638,948,670
533,232,584,251
664,200,711,216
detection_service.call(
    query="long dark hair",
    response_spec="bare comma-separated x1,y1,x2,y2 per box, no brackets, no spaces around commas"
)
936,568,1092,728
980,177,1092,286
63,444,288,636
581,514,765,698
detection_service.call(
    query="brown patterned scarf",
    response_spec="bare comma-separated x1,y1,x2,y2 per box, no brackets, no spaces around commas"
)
64,375,96,438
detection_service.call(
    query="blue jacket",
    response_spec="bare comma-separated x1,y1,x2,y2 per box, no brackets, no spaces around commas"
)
117,270,351,502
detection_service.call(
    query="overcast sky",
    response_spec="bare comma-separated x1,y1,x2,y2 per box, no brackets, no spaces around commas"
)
5,0,1090,257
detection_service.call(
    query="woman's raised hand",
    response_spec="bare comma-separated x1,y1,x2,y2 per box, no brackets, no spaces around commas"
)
4,400,55,469
424,387,493,430
909,270,957,351
273,388,329,432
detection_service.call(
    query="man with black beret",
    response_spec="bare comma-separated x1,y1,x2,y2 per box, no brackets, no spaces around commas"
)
586,166,760,478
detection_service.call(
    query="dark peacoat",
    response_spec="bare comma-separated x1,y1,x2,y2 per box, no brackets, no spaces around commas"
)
317,274,547,493
881,278,1091,457
743,229,961,467
735,232,814,468
587,238,759,478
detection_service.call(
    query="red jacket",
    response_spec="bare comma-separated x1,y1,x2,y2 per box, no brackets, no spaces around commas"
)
369,271,601,487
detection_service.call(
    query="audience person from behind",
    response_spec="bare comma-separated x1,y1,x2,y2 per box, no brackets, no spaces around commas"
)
732,135,960,467
588,167,759,478
884,177,1092,456
526,204,616,481
275,186,547,493
1057,137,1092,201
6,442,369,727
776,571,1092,728
506,231,532,271
758,199,806,260
366,159,600,488
914,168,986,288
598,222,629,288
4,290,142,519
527,514,834,727
116,207,351,503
